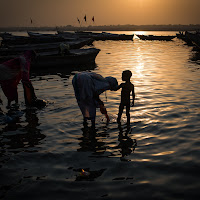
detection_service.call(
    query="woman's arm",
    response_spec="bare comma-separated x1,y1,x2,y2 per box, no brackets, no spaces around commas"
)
94,93,110,122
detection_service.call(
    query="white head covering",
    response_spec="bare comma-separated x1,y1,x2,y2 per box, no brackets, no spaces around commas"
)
105,76,118,91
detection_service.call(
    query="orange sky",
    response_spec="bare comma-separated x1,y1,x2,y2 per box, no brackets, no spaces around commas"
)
0,0,199,27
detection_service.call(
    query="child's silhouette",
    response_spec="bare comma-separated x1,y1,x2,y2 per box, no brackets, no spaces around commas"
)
116,70,135,125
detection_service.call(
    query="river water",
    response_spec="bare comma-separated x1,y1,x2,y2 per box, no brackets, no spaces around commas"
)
0,31,200,200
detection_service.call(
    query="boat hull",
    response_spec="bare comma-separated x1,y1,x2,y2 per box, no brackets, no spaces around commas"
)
185,31,200,49
137,35,176,41
0,38,94,56
0,48,100,68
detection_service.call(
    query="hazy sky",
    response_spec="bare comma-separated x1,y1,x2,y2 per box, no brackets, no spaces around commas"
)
0,0,200,27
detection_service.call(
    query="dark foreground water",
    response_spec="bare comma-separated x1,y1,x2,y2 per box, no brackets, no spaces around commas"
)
0,31,200,200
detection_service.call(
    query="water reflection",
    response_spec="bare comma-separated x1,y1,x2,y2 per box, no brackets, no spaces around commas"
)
23,109,45,147
189,51,200,66
77,121,137,162
117,124,137,161
0,108,45,156
77,126,106,154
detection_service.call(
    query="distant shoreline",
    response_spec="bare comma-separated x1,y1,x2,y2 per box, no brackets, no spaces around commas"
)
0,24,200,32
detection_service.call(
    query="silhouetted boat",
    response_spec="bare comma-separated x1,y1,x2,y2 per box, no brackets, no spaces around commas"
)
1,34,66,46
57,31,80,39
0,32,12,38
95,32,134,40
75,31,134,41
176,31,193,45
57,31,134,41
27,31,60,38
176,32,185,39
1,32,94,47
137,35,176,41
185,31,200,49
0,48,100,68
0,38,94,56
27,31,78,41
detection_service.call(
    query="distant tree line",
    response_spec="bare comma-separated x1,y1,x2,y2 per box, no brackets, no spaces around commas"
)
0,24,200,32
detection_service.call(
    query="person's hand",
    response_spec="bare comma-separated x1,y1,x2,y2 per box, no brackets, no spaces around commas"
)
100,105,110,122
105,113,110,123
100,104,107,114
131,101,134,107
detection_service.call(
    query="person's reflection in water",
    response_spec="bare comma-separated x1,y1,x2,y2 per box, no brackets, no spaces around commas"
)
23,108,46,148
1,108,45,152
117,124,137,161
77,124,106,154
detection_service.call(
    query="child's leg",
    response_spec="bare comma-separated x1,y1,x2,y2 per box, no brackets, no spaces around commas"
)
126,105,130,125
83,117,88,127
117,104,124,123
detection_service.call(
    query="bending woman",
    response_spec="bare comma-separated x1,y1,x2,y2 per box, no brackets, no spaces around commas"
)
0,50,46,108
72,72,118,128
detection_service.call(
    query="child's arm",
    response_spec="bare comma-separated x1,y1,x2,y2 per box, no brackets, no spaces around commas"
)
113,83,122,91
131,85,135,107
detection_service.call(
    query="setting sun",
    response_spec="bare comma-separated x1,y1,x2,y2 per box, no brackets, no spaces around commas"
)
0,0,199,27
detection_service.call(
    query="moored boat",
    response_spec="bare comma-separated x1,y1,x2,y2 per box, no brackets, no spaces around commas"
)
0,32,12,38
185,31,200,49
0,48,100,68
137,34,176,41
176,31,194,45
57,31,134,40
1,33,67,46
93,32,134,41
27,31,59,38
0,38,94,56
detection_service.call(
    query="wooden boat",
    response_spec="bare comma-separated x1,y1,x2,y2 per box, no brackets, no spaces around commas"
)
75,31,134,41
176,32,185,39
0,48,100,68
0,38,94,56
27,31,60,38
185,31,200,49
137,35,176,41
28,31,88,42
0,32,12,38
1,34,66,46
94,32,134,41
176,31,193,45
57,31,81,39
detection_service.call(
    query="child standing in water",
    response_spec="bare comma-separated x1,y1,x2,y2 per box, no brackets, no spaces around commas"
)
116,70,135,125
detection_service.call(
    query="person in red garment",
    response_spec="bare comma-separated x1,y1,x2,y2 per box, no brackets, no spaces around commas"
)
0,50,46,109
